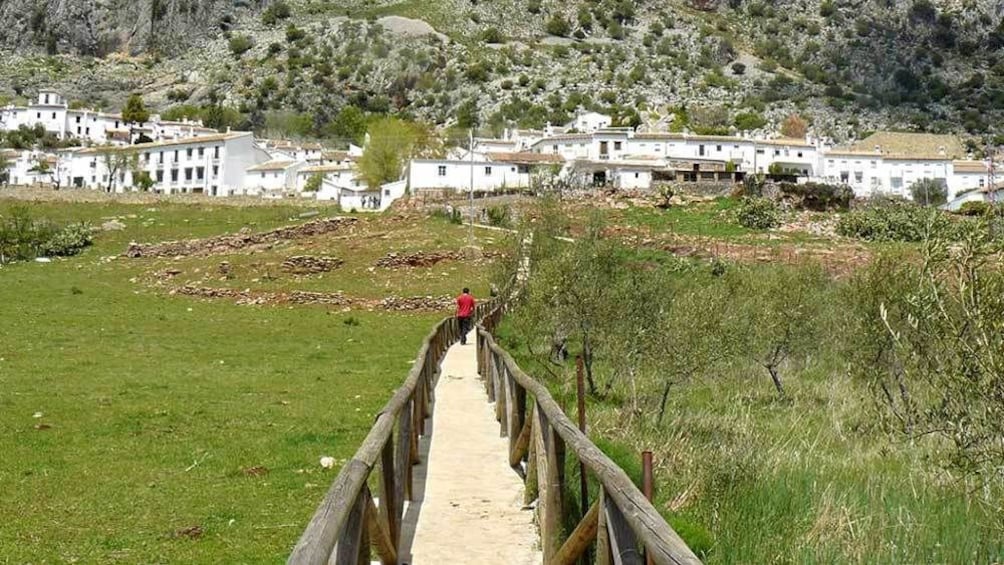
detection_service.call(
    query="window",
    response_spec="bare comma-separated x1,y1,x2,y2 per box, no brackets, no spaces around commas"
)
213,147,220,159
437,165,447,176
44,94,49,104
212,166,219,177
756,148,765,155
85,128,90,135
155,170,164,182
797,151,803,158
634,172,639,178
170,169,178,182
260,172,266,179
198,147,204,158
186,148,193,159
699,145,706,156
115,121,119,128
77,127,81,135
75,116,81,123
52,112,56,119
36,112,41,119
184,168,193,181
774,150,781,156
855,172,863,183
196,167,205,180
552,144,558,154
870,161,877,169
173,150,179,163
979,178,986,188
484,166,492,176
716,145,722,152
613,141,622,150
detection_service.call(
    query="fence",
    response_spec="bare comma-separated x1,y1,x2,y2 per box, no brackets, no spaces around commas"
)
287,300,495,565
476,305,702,565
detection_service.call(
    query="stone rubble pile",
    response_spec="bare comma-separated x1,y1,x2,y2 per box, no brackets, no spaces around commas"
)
125,217,358,258
281,255,344,274
380,296,454,311
375,249,500,268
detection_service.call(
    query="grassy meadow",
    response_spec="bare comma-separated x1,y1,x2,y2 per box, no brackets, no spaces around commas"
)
0,197,490,563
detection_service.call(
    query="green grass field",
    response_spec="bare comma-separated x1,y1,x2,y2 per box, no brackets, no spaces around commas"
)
0,199,492,563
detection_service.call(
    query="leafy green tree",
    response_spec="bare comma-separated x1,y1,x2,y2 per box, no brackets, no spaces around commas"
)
261,0,291,25
323,105,368,146
133,171,155,192
357,118,441,189
909,178,948,207
304,173,324,192
122,93,150,131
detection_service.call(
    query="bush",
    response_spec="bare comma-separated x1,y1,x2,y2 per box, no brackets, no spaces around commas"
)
42,223,94,257
486,205,512,228
546,15,571,37
733,111,766,131
731,62,746,75
261,0,291,26
481,27,503,43
956,200,990,216
736,197,781,229
778,182,853,211
0,206,93,263
228,35,253,57
836,199,954,242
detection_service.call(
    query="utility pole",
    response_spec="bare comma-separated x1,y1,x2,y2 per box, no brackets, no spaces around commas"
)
468,128,475,247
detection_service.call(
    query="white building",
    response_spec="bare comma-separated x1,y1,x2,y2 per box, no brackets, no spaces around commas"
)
408,152,564,194
58,132,268,196
244,160,307,197
567,111,613,133
1,89,216,146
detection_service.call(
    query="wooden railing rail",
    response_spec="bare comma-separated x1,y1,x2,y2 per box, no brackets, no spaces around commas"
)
476,307,703,565
288,299,497,565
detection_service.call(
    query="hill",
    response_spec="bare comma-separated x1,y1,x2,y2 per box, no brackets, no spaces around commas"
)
1,0,1002,145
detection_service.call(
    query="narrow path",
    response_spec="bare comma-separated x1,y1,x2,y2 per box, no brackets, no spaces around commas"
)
399,331,541,565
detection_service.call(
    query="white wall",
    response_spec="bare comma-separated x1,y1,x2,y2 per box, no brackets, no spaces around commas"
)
409,159,531,192
614,168,652,190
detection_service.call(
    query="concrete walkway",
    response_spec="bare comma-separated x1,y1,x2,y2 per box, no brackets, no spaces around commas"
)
398,331,541,565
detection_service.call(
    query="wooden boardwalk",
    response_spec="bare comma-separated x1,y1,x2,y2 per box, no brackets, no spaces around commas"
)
400,330,541,564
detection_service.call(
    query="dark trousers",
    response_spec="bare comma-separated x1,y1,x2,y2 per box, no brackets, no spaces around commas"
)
458,316,471,344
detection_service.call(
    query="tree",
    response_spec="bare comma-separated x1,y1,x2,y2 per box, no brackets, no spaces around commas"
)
101,150,138,193
133,171,155,192
122,93,150,126
28,156,60,189
780,113,809,138
323,105,368,146
304,173,324,193
357,118,441,189
909,178,948,207
0,152,10,185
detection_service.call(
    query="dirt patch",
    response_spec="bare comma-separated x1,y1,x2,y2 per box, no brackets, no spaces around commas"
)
124,217,359,258
280,255,344,274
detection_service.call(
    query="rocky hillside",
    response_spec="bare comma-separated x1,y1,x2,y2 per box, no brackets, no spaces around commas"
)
1,0,1002,146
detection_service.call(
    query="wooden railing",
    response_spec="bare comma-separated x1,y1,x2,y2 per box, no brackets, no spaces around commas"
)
477,305,703,565
288,300,495,565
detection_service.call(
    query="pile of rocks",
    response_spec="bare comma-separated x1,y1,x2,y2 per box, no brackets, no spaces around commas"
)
380,296,454,311
375,251,461,268
281,256,344,274
125,217,358,258
171,285,352,307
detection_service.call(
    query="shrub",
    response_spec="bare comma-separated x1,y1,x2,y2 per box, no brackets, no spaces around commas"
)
546,15,571,37
957,200,990,216
836,199,954,242
736,197,781,229
733,111,766,131
780,113,808,138
481,27,503,43
486,205,512,228
228,35,253,57
41,223,93,257
261,0,291,25
731,62,746,75
778,182,853,211
0,206,93,262
528,0,542,14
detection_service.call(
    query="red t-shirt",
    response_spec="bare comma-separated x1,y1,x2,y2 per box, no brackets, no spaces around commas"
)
456,293,475,318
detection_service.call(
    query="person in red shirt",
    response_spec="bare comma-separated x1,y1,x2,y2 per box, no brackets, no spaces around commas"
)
456,287,476,345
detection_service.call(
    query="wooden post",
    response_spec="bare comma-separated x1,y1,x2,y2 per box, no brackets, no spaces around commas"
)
552,500,600,565
379,438,398,554
525,404,539,505
541,406,565,562
642,451,654,565
577,356,590,565
596,487,612,565
333,486,368,565
396,399,413,505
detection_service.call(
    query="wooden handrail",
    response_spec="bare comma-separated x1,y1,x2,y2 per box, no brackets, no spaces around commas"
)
288,298,498,565
476,308,703,565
